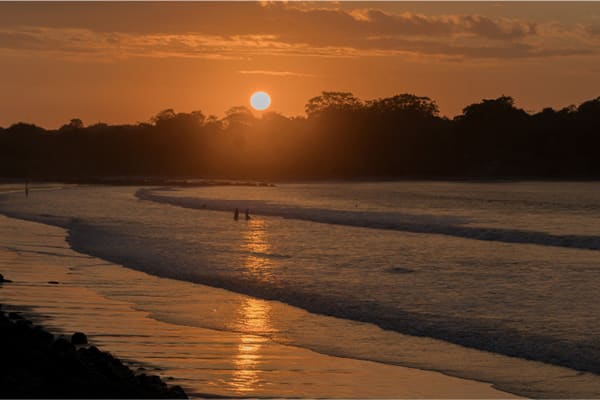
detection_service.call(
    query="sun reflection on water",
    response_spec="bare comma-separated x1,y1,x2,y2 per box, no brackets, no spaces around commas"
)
242,219,272,276
229,298,272,394
229,218,277,394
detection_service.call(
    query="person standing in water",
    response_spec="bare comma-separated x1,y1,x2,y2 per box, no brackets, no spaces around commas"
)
245,209,251,220
234,208,239,221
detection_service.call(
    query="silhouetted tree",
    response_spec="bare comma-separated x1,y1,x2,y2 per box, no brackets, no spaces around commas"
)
457,96,526,122
305,92,363,117
577,97,600,114
152,109,177,125
223,106,255,129
1,93,600,180
6,122,45,136
57,119,85,135
367,94,439,117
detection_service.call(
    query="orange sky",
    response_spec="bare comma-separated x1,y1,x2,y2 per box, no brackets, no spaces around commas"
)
1,1,600,128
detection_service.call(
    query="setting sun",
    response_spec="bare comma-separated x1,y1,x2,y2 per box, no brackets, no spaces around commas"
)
250,91,271,111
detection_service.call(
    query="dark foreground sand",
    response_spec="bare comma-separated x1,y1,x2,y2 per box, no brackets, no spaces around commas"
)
0,303,187,399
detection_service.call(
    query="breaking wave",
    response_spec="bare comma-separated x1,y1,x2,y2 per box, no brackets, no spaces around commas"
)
137,188,600,251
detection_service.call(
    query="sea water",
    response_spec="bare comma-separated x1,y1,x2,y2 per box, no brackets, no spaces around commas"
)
2,181,600,397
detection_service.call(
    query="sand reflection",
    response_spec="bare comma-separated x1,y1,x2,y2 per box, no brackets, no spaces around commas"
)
229,219,276,394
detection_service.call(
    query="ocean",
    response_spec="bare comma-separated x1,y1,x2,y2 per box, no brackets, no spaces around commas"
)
2,181,600,397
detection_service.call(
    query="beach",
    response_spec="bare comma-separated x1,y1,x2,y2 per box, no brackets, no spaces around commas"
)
0,213,517,398
2,182,600,398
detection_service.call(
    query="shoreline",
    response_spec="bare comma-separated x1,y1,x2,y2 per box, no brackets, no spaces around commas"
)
0,213,520,399
3,176,600,189
0,177,276,188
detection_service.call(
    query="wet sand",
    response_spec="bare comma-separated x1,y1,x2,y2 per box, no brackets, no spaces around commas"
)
0,214,520,398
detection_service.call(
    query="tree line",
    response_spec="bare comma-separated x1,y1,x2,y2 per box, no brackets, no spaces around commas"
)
1,92,600,180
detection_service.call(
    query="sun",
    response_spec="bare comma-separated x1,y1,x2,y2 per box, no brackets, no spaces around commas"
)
250,91,271,111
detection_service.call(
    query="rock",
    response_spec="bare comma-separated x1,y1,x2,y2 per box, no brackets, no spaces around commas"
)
15,319,32,328
139,374,164,386
52,337,75,353
47,281,59,285
0,273,13,283
71,331,88,345
31,326,54,345
169,385,187,398
0,312,188,398
8,312,23,320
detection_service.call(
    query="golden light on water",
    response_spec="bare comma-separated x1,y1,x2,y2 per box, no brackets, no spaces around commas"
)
229,218,276,394
230,297,274,393
241,219,273,280
230,318,267,393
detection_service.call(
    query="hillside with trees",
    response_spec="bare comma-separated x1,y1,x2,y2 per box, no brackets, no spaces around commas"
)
1,93,600,181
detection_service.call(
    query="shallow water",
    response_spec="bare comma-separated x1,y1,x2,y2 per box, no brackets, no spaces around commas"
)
0,215,517,398
2,181,600,397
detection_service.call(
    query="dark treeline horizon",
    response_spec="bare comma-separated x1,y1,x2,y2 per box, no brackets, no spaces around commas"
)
2,92,600,180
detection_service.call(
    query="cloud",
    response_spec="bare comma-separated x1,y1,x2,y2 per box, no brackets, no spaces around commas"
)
0,28,295,60
0,3,598,61
348,8,537,40
0,27,388,60
238,70,316,77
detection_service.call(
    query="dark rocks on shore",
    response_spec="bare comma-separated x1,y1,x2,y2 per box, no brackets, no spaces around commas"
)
0,273,13,283
71,331,88,345
0,309,187,399
8,311,23,320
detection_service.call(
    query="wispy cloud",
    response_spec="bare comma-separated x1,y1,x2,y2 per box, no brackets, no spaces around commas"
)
0,27,399,60
238,70,316,77
0,3,599,62
348,8,538,40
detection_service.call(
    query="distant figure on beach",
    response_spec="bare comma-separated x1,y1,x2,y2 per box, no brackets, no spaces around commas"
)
25,180,29,198
245,209,251,220
234,208,239,221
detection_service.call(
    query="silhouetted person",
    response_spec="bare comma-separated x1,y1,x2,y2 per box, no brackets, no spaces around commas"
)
25,180,29,198
234,208,239,221
245,209,251,220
